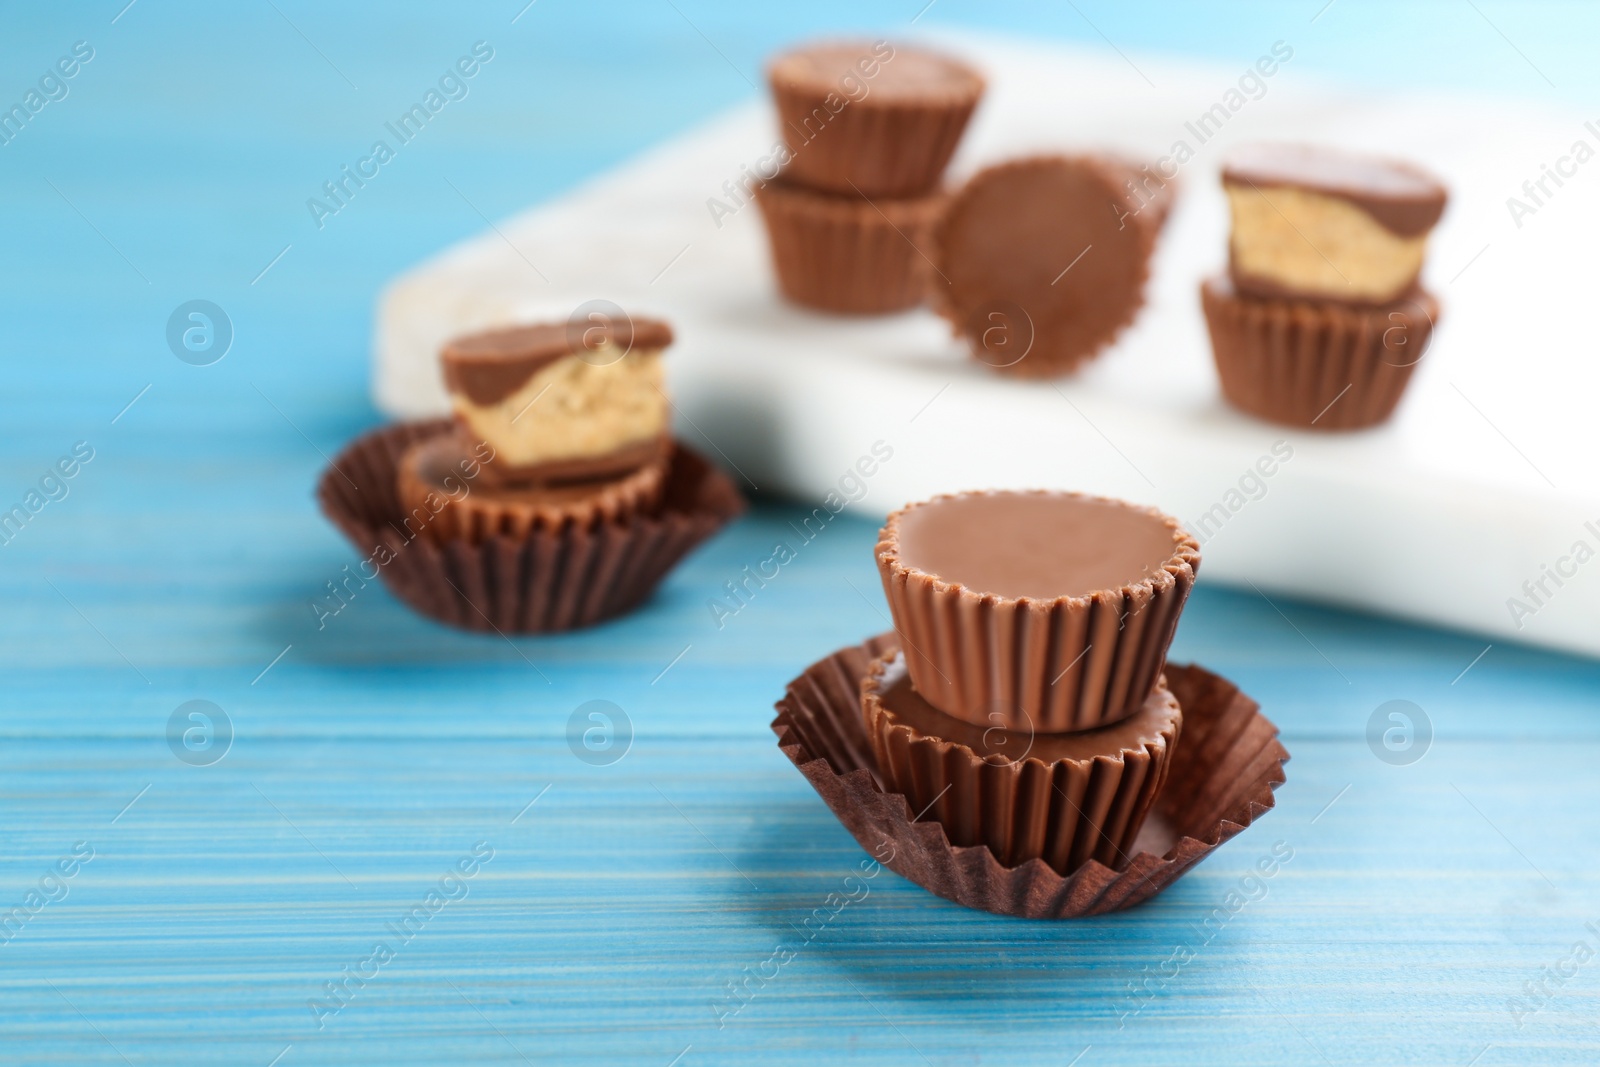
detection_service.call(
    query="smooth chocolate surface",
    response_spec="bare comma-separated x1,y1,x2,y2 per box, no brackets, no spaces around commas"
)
769,42,983,103
935,155,1158,376
893,491,1182,601
1222,143,1447,237
442,319,673,406
868,652,1180,763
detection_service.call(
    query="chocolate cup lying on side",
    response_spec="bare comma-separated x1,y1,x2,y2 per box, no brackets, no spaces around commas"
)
318,420,743,633
862,650,1180,874
755,178,945,314
933,155,1167,377
1202,274,1438,430
773,634,1288,919
876,490,1201,733
769,41,984,198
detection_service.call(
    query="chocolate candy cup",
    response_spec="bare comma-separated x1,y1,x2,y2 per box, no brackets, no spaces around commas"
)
933,155,1165,377
317,420,743,633
1222,142,1447,306
769,41,984,198
862,650,1180,874
395,433,668,544
1201,274,1439,430
876,490,1201,732
772,634,1288,919
754,178,945,314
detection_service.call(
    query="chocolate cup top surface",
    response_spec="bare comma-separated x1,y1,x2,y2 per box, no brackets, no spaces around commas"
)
878,489,1200,608
772,633,1289,918
934,155,1159,377
865,650,1180,767
442,317,674,406
768,40,984,107
1222,142,1447,237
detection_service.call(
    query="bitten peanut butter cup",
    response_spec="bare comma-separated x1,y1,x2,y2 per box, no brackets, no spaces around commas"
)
862,650,1180,874
769,41,984,197
395,432,668,544
440,317,673,485
876,490,1200,732
934,155,1164,377
1202,274,1438,430
754,178,945,314
1222,142,1447,306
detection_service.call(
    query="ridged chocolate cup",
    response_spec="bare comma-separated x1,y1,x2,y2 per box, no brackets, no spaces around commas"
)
1201,274,1439,430
772,634,1288,918
755,178,945,314
932,155,1166,378
875,491,1201,733
395,434,668,544
862,650,1180,874
769,41,983,197
317,420,743,633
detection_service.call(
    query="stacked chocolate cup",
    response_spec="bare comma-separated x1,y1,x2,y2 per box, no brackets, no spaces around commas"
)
1201,143,1448,430
755,40,984,314
317,311,743,633
865,489,1201,873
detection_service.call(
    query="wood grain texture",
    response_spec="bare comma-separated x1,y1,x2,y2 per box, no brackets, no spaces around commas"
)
1,2,1598,1064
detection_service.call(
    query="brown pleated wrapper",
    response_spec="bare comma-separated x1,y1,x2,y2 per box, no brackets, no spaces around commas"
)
395,435,668,544
862,650,1180,873
1201,274,1439,430
754,179,946,314
876,491,1201,733
317,420,744,633
769,43,983,197
772,634,1288,918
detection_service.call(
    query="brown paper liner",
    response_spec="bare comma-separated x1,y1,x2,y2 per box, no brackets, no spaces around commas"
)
770,45,983,197
317,420,744,633
862,651,1180,873
932,155,1164,378
1201,274,1439,430
755,179,945,314
876,491,1200,732
395,435,668,544
772,634,1288,918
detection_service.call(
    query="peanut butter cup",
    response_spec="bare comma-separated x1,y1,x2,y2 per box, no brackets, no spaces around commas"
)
319,312,743,633
934,156,1164,377
1202,275,1437,430
876,490,1200,732
1204,143,1446,430
754,177,945,314
769,40,983,198
862,650,1180,873
771,634,1289,918
441,317,673,486
1222,143,1446,306
395,432,667,543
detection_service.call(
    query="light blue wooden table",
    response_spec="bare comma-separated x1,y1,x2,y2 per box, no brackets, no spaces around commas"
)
3,2,1598,1063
